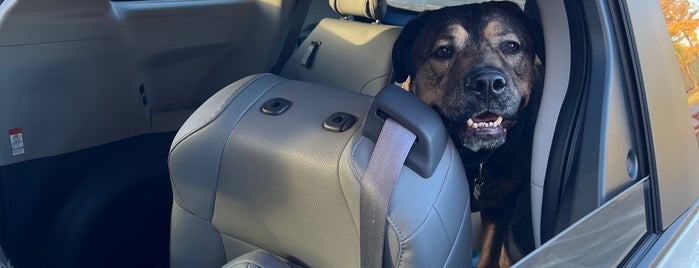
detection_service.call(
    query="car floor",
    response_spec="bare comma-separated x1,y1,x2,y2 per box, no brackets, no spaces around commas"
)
0,132,175,267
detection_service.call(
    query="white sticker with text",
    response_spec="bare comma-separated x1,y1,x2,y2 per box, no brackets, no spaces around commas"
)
9,128,25,156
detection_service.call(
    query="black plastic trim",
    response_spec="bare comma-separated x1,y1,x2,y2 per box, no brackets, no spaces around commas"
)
540,0,591,243
323,112,357,132
261,98,293,116
362,84,448,178
611,0,662,234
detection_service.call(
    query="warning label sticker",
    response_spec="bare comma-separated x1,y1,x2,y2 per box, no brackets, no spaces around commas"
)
9,128,24,156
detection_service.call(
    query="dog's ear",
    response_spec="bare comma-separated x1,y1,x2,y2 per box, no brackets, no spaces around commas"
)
392,14,429,84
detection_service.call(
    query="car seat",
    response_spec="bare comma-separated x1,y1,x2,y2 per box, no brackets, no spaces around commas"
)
279,0,401,96
168,73,472,267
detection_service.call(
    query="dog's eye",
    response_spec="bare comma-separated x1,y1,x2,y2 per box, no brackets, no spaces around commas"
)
501,41,521,54
434,46,453,58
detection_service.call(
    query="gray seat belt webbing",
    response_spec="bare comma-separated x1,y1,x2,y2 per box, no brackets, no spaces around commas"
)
360,118,416,268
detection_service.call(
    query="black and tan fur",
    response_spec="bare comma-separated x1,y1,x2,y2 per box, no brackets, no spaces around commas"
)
392,2,541,267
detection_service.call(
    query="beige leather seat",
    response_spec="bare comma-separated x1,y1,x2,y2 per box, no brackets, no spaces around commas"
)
168,73,472,267
279,0,401,96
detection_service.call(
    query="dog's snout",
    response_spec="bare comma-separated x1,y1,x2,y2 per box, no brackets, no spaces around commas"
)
466,71,508,95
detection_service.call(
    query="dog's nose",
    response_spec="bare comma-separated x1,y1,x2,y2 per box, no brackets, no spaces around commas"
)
466,71,507,95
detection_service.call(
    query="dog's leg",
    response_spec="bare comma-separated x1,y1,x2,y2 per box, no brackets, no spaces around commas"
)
499,241,512,267
476,206,514,268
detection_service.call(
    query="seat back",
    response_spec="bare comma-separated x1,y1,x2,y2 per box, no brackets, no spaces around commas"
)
168,74,472,267
279,0,400,96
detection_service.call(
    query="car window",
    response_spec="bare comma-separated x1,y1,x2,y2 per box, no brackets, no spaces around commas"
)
387,0,524,12
659,0,699,142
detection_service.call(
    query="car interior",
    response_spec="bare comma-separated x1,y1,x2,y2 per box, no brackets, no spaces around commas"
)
1,0,691,266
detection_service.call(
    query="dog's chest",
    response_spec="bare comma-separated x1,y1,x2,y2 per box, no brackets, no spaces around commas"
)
462,150,525,211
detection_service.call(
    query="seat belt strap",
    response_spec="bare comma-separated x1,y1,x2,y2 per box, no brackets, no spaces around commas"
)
360,118,416,268
270,0,311,74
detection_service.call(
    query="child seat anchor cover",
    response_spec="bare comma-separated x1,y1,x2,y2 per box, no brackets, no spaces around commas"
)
168,73,472,267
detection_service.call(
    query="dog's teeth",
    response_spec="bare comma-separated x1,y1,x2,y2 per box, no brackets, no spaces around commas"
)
480,122,487,128
489,122,495,127
495,116,503,125
467,119,474,128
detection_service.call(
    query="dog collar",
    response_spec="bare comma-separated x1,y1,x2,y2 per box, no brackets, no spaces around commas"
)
462,150,495,200
462,149,495,169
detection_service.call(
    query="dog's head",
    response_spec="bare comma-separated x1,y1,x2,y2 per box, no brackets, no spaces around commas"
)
393,1,536,152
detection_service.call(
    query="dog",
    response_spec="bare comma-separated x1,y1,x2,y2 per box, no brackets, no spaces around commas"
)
392,2,541,267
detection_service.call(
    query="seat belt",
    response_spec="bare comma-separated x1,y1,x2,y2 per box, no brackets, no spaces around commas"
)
360,118,416,268
270,0,311,75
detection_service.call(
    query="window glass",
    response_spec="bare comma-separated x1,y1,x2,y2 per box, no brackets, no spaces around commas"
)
659,0,699,138
387,0,524,12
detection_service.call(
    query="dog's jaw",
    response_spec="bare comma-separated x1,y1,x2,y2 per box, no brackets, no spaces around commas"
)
455,112,518,152
464,143,482,152
458,124,507,152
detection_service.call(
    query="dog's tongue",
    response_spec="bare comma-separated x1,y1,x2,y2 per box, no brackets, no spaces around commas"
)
471,112,500,123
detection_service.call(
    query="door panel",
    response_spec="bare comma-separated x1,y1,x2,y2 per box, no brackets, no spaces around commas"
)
0,35,149,165
0,0,309,265
0,0,308,163
116,0,306,130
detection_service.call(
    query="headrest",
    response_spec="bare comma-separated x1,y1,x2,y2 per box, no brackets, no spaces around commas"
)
329,0,386,21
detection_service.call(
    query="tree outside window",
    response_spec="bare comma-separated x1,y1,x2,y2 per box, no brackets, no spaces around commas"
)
660,0,699,136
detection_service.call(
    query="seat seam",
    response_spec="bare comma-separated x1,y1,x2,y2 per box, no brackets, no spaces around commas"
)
437,144,467,267
338,131,365,235
171,74,284,221
360,74,389,95
211,78,286,221
441,203,471,268
432,206,453,243
170,73,271,154
431,144,455,242
400,145,452,240
174,201,213,224
387,215,406,267
170,179,191,212
350,136,367,183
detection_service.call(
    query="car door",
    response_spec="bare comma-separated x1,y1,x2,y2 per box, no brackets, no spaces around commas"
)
518,0,699,265
0,0,308,266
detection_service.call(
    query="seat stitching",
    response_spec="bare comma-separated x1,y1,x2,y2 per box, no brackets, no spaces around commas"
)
432,144,455,242
402,144,452,240
170,180,191,212
211,78,285,220
171,74,284,221
387,215,406,267
338,131,364,235
360,74,389,94
350,136,367,183
170,74,271,153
